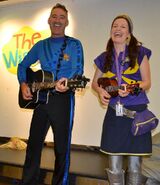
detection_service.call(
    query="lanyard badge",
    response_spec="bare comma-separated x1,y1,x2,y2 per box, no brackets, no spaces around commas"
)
116,101,124,116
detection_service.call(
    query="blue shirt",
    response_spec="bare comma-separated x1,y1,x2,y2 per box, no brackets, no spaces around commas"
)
18,36,84,83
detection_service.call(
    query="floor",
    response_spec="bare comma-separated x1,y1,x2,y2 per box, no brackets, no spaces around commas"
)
0,164,109,185
0,176,19,185
0,145,108,179
0,143,109,185
0,177,109,185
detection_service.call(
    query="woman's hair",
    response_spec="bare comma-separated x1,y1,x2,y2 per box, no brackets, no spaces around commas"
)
104,15,141,72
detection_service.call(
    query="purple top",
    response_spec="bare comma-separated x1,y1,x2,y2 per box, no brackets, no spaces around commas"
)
94,45,152,106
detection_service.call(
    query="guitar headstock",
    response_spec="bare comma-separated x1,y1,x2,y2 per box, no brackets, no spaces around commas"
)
127,83,142,95
67,75,90,89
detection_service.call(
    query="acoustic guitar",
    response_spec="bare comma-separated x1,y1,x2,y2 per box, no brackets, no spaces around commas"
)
98,77,141,97
19,68,90,109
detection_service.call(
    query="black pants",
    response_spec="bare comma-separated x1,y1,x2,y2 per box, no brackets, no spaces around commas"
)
21,91,75,185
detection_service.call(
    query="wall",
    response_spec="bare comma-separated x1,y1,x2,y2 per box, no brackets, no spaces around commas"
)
0,0,159,146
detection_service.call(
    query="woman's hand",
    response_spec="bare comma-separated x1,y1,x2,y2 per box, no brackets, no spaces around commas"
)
92,68,111,106
118,84,129,97
98,86,111,106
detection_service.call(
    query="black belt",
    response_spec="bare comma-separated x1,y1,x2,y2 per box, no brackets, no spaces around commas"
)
109,105,136,119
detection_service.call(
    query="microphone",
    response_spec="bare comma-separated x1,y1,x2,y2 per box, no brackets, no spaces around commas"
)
121,59,129,66
121,56,130,66
121,60,126,66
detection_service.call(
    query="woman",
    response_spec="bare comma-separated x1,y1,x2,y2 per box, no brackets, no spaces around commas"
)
92,14,152,185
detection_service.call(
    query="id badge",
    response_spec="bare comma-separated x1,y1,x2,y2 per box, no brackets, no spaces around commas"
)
116,102,124,116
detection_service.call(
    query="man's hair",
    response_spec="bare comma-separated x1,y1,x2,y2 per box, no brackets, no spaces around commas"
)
51,3,68,14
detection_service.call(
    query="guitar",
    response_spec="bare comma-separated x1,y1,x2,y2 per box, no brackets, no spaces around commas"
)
19,68,90,109
97,77,142,97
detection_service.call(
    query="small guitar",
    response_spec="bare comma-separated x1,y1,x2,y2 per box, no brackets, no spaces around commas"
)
98,77,141,97
19,68,90,109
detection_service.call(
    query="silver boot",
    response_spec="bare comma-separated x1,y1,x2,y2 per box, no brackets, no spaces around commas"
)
105,168,125,185
126,156,147,185
126,172,147,185
145,177,160,185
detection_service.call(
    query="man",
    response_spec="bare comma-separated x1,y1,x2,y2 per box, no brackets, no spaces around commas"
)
17,3,84,185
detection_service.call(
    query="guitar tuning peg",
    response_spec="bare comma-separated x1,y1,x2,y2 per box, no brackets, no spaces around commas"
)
74,75,81,80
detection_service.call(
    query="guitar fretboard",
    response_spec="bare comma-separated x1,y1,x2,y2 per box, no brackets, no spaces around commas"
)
105,85,125,92
31,82,56,92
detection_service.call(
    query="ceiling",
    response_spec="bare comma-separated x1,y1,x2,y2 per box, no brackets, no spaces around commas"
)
0,0,38,7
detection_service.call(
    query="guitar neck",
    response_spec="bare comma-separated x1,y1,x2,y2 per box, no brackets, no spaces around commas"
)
105,85,124,92
30,77,89,93
31,82,56,92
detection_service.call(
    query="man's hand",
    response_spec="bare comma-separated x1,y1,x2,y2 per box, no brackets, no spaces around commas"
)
55,78,69,92
21,82,33,100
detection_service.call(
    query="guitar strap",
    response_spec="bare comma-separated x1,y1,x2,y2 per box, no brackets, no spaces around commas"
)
55,36,68,81
115,50,125,86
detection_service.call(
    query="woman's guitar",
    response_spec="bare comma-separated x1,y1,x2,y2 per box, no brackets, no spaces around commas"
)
19,68,90,109
97,77,142,97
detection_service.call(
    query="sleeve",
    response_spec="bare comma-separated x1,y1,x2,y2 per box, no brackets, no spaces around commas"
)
138,46,152,65
17,41,41,84
94,52,107,73
75,39,84,76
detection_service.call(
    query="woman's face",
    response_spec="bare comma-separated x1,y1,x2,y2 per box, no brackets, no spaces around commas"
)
111,18,130,45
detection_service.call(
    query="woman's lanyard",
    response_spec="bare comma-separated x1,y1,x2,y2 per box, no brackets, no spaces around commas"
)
115,51,125,86
115,50,126,116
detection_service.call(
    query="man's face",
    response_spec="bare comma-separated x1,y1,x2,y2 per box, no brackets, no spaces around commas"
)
48,8,69,37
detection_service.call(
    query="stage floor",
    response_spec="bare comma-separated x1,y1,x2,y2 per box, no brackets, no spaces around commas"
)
0,143,108,184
